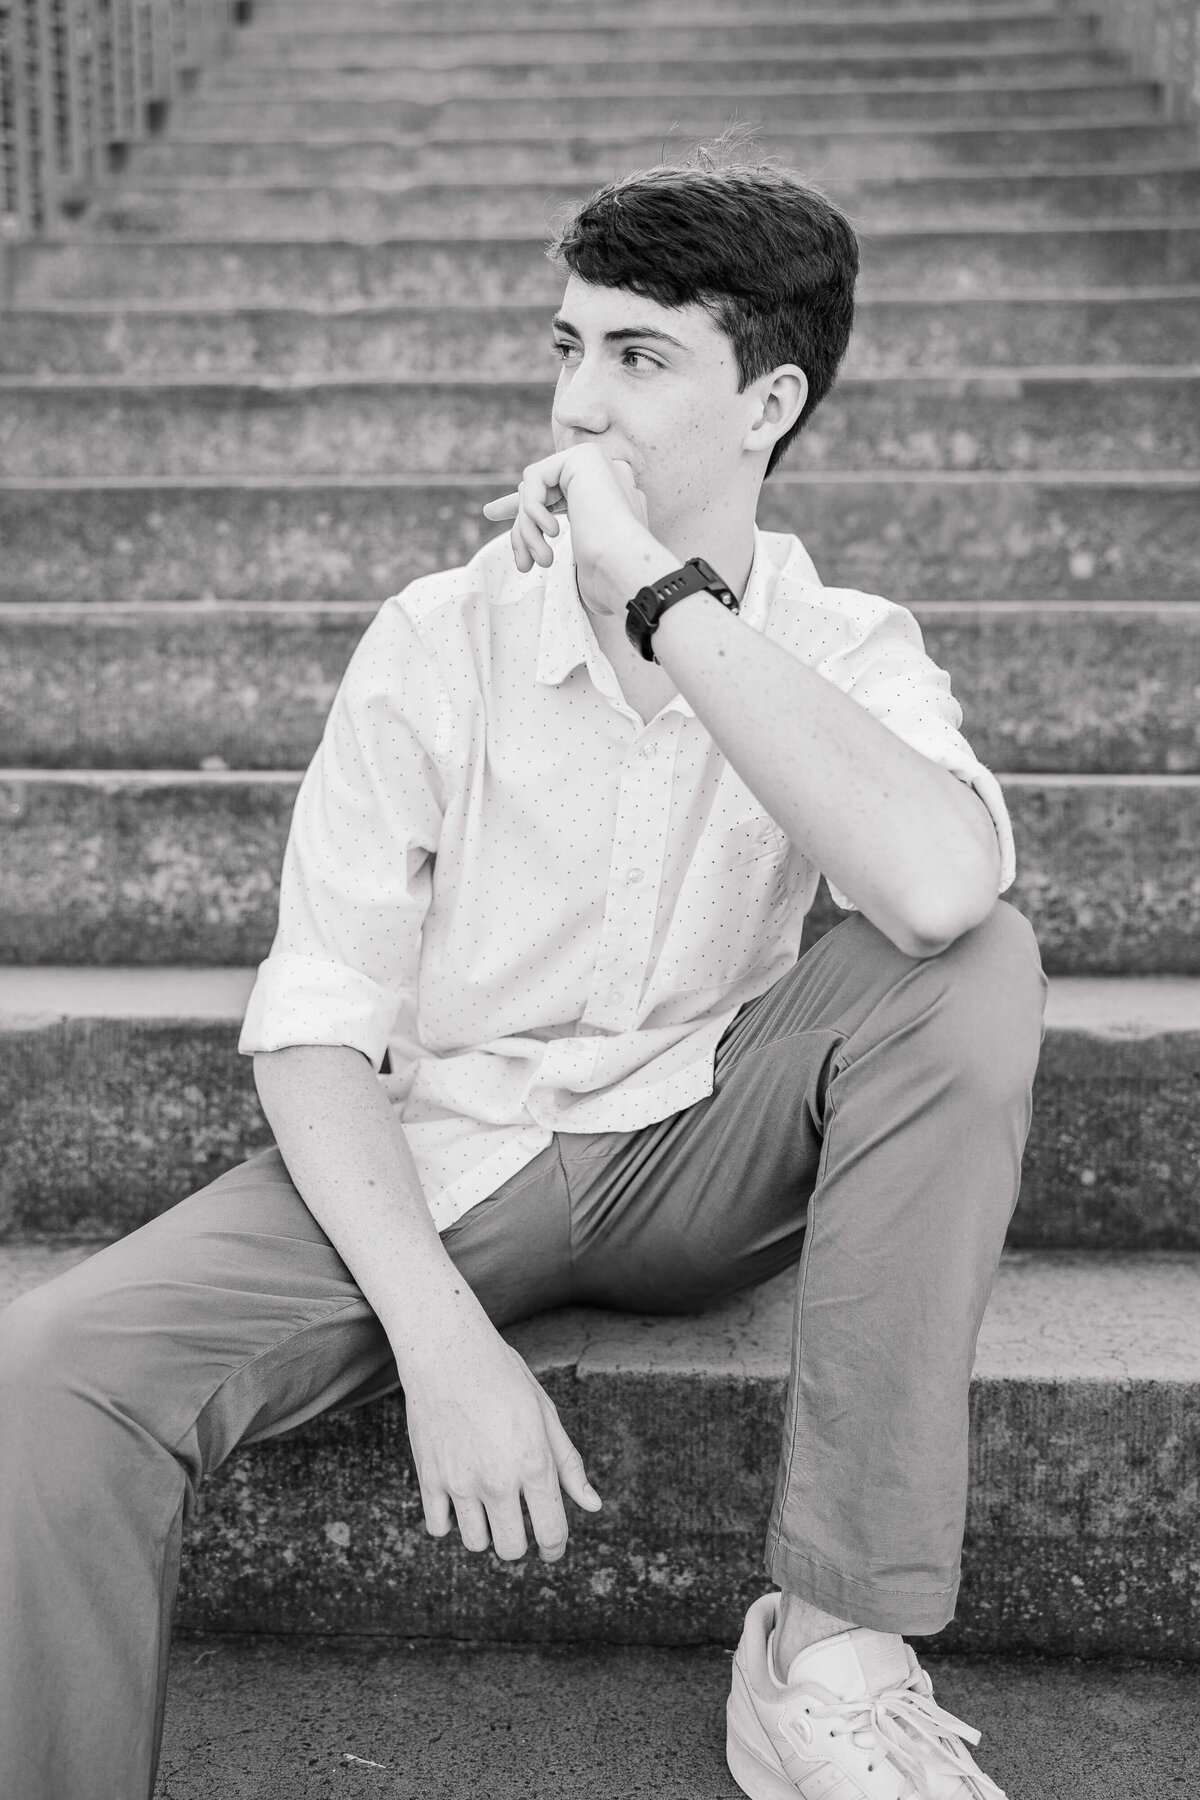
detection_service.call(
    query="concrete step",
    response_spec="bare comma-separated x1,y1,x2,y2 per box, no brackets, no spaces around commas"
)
76,167,1200,240
177,76,1162,126
5,292,1200,379
3,1232,1199,1656
3,971,1196,1248
146,1637,1200,1800
13,223,1200,308
2,472,1195,608
168,82,1164,139
122,120,1200,183
250,0,1085,18
235,11,1104,57
0,768,1196,972
3,600,1198,778
212,45,1125,87
3,369,1198,479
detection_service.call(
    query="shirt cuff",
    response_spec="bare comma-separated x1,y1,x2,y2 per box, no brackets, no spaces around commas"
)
237,953,403,1072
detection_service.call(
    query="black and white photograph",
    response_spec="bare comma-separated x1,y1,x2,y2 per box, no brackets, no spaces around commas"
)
1,0,1198,1794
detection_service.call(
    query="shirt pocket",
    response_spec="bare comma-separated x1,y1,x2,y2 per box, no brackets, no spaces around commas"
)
720,816,789,868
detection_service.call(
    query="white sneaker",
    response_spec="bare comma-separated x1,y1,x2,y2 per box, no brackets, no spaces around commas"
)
726,1592,1007,1799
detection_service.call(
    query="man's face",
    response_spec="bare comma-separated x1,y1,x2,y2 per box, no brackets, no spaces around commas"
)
549,275,761,535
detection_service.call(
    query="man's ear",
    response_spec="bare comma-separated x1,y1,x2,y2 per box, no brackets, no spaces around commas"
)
743,366,808,458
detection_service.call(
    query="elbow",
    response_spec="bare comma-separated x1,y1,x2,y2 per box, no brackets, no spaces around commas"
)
898,886,1000,961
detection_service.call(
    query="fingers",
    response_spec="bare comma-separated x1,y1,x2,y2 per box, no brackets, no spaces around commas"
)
522,1465,570,1563
483,461,569,572
449,1492,493,1556
541,1401,603,1514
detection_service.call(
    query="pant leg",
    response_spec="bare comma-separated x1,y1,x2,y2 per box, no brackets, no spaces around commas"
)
0,1141,571,1800
561,900,1047,1634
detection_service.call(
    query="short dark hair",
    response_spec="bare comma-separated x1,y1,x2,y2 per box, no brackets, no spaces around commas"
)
548,141,859,477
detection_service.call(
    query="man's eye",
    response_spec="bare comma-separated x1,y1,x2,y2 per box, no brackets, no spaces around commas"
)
551,340,579,362
623,349,661,371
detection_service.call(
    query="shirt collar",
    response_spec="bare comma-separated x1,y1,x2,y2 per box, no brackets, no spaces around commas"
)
534,522,794,700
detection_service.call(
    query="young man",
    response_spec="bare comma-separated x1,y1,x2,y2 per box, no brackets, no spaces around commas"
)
0,158,1045,1799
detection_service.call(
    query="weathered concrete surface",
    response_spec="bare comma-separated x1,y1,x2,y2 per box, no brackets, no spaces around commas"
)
4,371,1198,478
3,474,1196,608
4,600,1200,776
126,119,1197,182
7,293,1199,379
1,968,1196,1247
212,46,1123,88
241,10,1103,54
4,1244,1197,1656
151,1636,1200,1800
166,79,1160,140
76,166,1200,241
1,769,1197,971
12,223,1200,308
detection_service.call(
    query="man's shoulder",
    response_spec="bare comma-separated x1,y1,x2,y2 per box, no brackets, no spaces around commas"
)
381,532,526,635
762,531,920,653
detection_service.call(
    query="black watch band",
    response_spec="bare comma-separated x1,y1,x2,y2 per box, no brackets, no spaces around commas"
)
624,557,740,662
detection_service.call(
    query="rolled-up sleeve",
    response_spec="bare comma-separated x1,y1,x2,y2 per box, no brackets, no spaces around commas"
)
239,596,448,1070
815,591,1016,913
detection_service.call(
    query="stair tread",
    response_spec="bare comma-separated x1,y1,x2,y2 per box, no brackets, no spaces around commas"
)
4,1238,1199,1378
1,963,1193,1025
146,1637,1200,1800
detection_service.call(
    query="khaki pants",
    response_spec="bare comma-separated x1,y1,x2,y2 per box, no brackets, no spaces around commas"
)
0,903,1046,1800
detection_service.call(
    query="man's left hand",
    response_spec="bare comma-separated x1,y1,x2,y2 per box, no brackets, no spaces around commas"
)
483,445,670,615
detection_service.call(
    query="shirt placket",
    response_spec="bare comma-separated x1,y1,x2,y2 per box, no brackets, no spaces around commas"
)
581,718,677,1034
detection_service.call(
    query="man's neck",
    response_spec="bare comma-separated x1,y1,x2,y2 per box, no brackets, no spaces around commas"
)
583,512,759,724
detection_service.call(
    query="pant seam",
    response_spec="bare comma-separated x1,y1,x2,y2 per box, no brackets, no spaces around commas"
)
765,1040,849,1576
165,1293,372,1464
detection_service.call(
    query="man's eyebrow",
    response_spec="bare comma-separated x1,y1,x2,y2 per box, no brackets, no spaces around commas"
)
551,315,690,351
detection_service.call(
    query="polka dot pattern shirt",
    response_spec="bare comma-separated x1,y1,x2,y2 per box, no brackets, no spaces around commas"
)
239,525,1015,1231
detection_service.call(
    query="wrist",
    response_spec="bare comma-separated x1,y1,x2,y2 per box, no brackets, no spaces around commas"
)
599,529,677,608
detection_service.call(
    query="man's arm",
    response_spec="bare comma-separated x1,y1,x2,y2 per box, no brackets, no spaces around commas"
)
485,447,1002,960
651,594,1002,959
253,1044,602,1560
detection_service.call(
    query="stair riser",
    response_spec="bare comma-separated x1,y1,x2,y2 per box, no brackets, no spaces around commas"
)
14,227,1199,307
79,168,1200,240
211,50,1123,88
171,85,1162,135
175,1366,1200,1656
2,1009,1197,1250
3,603,1198,776
0,774,1196,972
2,477,1195,608
234,18,1105,56
122,122,1200,180
5,296,1198,379
4,377,1196,479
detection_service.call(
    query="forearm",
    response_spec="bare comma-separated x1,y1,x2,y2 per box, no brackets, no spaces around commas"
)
253,1044,487,1378
653,591,1002,957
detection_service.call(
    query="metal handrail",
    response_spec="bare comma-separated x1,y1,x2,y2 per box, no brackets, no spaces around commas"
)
0,0,245,240
1082,0,1200,118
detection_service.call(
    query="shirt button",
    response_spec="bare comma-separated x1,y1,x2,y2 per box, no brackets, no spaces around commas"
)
640,742,657,759
627,868,644,885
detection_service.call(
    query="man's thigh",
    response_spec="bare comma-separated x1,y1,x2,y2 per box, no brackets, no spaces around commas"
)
559,903,1041,1312
12,1140,576,1486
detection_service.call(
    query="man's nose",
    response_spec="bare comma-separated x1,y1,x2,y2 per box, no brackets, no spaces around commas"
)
552,359,609,436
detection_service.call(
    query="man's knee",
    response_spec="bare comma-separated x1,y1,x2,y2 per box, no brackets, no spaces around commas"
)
919,901,1046,1097
0,1278,92,1430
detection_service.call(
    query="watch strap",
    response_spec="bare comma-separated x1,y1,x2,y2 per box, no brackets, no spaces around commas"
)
625,557,739,662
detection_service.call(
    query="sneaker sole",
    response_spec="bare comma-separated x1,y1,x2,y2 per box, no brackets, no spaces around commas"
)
726,1712,804,1800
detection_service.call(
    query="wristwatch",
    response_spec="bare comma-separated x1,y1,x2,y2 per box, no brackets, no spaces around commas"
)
625,557,740,662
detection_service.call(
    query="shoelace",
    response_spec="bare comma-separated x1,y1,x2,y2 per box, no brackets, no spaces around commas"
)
782,1666,1007,1799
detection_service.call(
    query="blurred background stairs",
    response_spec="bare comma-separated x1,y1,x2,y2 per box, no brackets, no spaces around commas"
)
1,0,1199,1784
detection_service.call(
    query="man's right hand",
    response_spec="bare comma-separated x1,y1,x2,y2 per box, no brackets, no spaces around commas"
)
402,1309,602,1563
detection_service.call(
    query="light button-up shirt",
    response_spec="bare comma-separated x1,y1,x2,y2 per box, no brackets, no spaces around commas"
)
239,525,1016,1231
